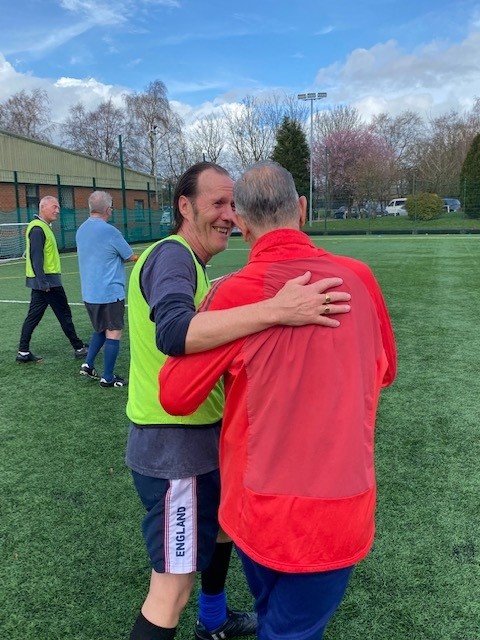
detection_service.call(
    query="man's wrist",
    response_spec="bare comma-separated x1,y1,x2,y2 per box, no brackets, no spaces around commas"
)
257,297,282,326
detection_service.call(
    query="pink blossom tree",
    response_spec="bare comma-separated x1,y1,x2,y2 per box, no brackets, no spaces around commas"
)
313,128,397,216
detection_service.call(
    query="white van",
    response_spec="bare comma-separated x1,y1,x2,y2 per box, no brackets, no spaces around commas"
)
385,198,407,216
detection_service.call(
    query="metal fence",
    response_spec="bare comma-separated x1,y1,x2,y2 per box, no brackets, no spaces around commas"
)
0,207,173,251
313,176,480,217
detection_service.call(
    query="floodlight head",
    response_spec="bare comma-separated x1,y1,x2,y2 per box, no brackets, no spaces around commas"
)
297,92,327,101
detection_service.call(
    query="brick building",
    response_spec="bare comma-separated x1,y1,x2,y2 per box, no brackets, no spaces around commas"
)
0,128,158,214
0,129,169,248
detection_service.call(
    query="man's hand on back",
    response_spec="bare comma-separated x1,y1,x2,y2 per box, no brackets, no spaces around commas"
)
267,272,351,328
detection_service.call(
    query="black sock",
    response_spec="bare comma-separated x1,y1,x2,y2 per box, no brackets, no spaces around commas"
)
201,541,233,595
129,612,176,640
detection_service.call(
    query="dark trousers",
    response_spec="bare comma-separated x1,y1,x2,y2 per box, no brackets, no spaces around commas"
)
237,547,354,640
19,287,83,352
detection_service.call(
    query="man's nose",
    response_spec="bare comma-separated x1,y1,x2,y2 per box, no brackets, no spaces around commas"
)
222,206,236,222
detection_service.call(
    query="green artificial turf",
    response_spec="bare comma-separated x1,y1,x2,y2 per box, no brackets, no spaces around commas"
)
0,235,479,639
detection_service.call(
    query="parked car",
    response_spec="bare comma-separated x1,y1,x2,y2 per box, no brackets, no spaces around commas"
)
364,201,384,216
443,198,461,212
333,206,359,219
385,198,408,216
160,207,173,224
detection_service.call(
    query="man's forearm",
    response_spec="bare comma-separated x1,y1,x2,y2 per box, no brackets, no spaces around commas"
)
184,273,351,354
185,302,278,353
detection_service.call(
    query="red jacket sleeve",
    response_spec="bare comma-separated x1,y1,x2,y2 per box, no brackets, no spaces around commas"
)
160,339,242,416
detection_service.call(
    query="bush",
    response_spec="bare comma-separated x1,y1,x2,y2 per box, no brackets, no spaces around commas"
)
406,193,444,220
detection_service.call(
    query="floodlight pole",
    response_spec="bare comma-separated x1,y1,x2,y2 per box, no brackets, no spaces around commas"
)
297,92,327,226
151,125,159,205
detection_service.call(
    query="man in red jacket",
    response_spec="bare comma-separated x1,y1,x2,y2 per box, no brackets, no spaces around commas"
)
160,161,397,640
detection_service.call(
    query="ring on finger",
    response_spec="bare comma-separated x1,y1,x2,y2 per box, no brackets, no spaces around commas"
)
325,293,332,304
324,306,331,314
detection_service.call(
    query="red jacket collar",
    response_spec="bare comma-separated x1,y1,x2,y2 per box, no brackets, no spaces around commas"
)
249,228,325,262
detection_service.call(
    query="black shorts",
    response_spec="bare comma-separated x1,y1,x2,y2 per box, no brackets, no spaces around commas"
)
84,300,125,332
131,469,221,573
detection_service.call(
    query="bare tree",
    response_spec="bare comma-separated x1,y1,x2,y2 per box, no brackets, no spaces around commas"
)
191,114,226,163
370,111,423,167
414,107,480,196
62,99,126,163
124,80,173,176
0,88,54,141
157,112,196,182
222,95,279,171
281,94,309,125
313,105,364,140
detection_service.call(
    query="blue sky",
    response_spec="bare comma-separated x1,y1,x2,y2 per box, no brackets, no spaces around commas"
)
1,0,480,125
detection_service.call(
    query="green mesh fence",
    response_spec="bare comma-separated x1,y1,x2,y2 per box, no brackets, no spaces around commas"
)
0,207,173,253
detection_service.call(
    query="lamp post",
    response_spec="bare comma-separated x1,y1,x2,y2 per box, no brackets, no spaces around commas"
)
151,125,159,205
324,146,329,235
297,92,327,226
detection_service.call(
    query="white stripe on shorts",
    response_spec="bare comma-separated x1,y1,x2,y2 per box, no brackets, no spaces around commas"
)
164,477,198,573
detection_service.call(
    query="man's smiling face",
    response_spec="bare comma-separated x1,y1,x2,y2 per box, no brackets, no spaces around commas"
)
179,168,236,263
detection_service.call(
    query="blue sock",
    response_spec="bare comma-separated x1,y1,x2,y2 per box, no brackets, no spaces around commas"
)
198,590,227,631
86,331,106,368
103,338,120,381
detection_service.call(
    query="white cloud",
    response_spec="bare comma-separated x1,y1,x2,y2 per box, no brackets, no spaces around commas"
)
125,58,143,68
2,13,480,136
315,32,480,120
52,76,128,118
315,26,334,35
4,0,180,58
60,0,179,23
5,21,96,58
0,55,129,127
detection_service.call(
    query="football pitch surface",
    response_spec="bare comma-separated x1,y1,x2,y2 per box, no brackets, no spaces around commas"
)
0,234,479,639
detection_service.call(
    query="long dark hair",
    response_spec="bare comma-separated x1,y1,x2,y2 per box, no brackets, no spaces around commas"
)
172,162,230,233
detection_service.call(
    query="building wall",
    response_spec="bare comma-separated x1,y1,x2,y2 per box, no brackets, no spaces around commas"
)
0,129,154,187
0,129,158,216
0,183,155,218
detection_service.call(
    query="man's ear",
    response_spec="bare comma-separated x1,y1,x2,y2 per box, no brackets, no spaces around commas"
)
235,216,251,242
299,196,307,227
178,195,192,221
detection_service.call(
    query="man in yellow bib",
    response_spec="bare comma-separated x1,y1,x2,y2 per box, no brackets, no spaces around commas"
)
16,195,88,363
126,162,352,640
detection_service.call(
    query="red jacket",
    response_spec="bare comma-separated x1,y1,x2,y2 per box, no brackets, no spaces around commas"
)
161,229,397,573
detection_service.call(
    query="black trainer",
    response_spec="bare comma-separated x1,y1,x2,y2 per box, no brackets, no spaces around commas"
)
16,351,43,363
99,375,128,388
74,344,89,358
79,363,99,380
194,609,257,640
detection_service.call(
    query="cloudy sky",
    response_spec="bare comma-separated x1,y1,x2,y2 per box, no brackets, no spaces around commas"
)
1,0,480,126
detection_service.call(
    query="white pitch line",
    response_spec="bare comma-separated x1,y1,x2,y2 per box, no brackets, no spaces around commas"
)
0,299,133,308
0,299,86,306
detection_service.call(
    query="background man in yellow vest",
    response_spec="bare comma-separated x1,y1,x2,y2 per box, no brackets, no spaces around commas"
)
16,195,88,363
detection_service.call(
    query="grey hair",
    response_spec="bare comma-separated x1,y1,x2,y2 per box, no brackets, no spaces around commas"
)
88,190,112,214
39,195,58,211
233,161,299,228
